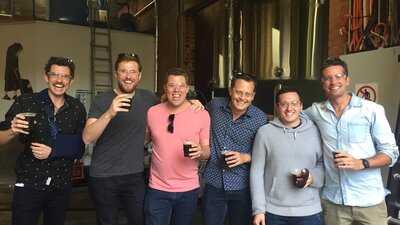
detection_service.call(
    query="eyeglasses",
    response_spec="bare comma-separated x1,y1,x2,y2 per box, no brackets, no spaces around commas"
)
166,83,188,90
321,73,346,82
118,69,140,76
277,100,302,108
168,114,175,133
118,53,140,59
231,88,254,98
47,72,72,81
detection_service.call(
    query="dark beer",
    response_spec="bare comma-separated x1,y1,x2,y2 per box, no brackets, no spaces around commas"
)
121,98,132,111
291,168,309,188
21,112,36,132
221,150,231,167
183,142,192,157
332,150,347,166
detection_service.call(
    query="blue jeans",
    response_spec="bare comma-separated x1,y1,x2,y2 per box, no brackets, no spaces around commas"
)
88,173,145,225
144,187,199,225
266,211,324,225
202,184,252,225
12,186,71,225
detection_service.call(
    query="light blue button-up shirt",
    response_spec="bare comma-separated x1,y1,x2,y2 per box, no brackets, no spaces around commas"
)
303,92,399,207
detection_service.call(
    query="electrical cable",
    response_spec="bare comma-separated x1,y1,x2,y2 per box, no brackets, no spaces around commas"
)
371,22,388,47
342,0,394,51
341,0,364,52
348,0,364,52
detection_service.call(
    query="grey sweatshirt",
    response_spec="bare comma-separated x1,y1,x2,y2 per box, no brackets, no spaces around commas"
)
250,117,324,217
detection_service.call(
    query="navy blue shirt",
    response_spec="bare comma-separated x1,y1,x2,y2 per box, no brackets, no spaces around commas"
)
0,89,87,191
202,97,267,190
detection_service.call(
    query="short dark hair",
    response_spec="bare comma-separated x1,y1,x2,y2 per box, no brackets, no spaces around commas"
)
230,71,257,89
275,86,303,104
44,57,75,78
115,53,142,72
165,67,189,84
321,57,349,76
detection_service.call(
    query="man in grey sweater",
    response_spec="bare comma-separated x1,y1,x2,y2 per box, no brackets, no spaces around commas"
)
250,86,324,225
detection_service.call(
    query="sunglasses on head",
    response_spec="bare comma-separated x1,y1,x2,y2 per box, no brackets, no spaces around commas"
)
232,69,256,79
118,53,140,60
168,114,175,133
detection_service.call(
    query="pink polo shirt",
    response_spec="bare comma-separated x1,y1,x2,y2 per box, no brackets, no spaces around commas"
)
146,103,210,192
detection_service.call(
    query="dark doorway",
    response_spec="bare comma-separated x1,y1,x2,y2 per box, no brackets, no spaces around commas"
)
193,1,224,103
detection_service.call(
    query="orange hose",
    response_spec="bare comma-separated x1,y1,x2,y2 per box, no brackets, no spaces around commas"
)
372,22,388,47
348,0,363,52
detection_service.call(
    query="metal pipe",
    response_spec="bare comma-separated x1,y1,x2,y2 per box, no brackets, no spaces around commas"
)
348,0,351,53
134,0,155,17
307,0,324,79
393,173,400,180
154,0,158,93
279,0,291,79
227,0,234,83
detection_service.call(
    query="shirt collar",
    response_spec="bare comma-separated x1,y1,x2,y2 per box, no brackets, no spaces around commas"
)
325,92,362,111
39,88,71,112
348,92,362,108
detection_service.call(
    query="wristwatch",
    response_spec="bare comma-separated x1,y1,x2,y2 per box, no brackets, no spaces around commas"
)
361,159,370,169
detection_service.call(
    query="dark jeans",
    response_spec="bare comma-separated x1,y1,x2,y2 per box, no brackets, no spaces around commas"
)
12,186,71,225
266,211,324,225
144,187,199,225
202,184,252,225
88,173,146,225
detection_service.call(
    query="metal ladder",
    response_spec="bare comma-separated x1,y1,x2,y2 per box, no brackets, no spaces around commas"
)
89,0,114,96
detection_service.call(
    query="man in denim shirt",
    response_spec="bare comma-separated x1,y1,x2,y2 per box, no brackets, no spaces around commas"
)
202,72,268,225
303,57,399,225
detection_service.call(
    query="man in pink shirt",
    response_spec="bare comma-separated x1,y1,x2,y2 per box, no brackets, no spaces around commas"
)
145,68,210,225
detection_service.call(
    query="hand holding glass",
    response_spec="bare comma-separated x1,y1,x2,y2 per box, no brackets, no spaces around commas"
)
183,141,192,157
291,168,309,188
20,112,36,132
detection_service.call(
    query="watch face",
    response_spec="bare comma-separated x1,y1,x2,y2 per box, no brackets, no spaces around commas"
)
362,159,370,169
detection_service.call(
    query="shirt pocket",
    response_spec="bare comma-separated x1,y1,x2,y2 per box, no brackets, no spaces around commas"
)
348,122,369,143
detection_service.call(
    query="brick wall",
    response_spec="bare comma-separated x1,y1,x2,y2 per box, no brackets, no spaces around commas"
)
328,0,349,57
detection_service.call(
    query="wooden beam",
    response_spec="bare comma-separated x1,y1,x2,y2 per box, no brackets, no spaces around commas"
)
183,0,219,15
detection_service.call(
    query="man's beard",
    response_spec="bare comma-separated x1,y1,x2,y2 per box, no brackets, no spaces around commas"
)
118,81,135,94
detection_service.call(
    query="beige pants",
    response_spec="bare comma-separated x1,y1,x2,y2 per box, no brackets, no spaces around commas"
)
322,199,387,225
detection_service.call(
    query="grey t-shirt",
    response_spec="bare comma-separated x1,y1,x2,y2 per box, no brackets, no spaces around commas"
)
88,89,159,177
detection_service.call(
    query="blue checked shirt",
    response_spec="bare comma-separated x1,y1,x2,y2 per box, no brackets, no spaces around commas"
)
202,97,268,190
303,92,399,207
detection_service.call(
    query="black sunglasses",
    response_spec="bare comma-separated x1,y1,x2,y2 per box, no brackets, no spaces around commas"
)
232,69,256,79
49,57,74,64
168,114,175,133
118,53,140,59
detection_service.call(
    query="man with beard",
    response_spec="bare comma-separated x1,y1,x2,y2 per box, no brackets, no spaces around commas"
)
0,57,86,225
83,53,159,225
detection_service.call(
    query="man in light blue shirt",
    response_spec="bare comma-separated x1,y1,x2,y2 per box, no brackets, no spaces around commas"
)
303,57,399,225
